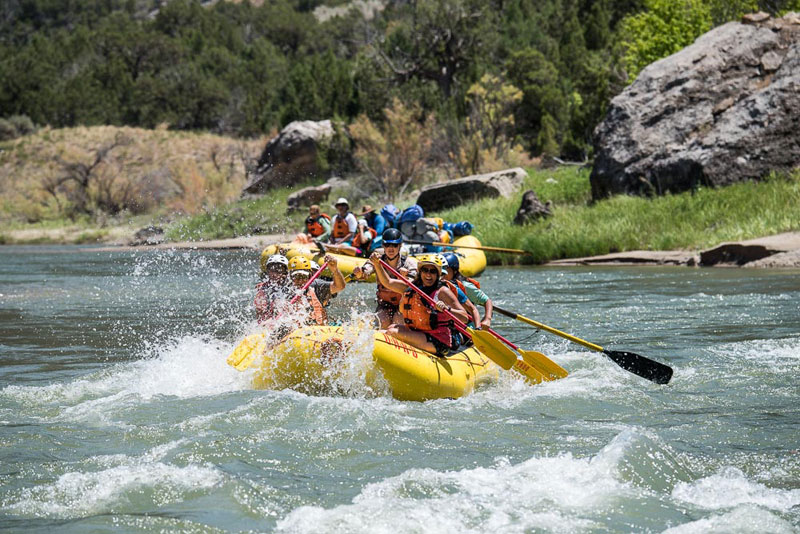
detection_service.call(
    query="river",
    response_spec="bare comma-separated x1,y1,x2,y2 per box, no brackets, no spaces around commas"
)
0,246,798,533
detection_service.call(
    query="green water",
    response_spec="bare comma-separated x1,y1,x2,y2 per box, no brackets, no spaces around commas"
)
1,246,798,533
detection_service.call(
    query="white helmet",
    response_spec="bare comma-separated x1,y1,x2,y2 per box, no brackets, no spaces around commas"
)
265,254,289,270
310,260,320,271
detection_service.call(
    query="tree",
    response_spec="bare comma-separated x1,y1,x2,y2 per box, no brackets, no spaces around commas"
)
349,98,435,201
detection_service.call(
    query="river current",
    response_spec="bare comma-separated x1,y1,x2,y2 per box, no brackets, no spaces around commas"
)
0,246,798,533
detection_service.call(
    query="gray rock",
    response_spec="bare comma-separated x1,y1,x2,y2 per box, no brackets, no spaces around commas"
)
590,14,800,200
416,167,526,212
244,120,337,195
513,190,552,225
699,232,800,266
286,184,332,212
130,225,164,246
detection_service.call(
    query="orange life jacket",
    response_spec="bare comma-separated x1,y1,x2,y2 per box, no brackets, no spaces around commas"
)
296,285,327,325
400,286,445,331
353,226,377,249
305,213,331,237
331,213,352,239
455,276,480,291
376,255,410,306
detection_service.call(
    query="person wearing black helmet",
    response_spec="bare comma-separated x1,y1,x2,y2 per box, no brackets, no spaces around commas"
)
442,252,494,328
352,228,418,328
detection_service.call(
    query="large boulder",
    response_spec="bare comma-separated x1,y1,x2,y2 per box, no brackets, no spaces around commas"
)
513,189,552,225
244,120,346,195
590,13,800,200
416,167,526,212
286,183,332,212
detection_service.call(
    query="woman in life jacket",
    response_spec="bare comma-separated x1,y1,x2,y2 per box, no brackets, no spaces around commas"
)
288,254,346,325
369,253,469,357
442,252,493,328
353,228,418,328
254,254,294,323
303,204,331,240
436,254,482,329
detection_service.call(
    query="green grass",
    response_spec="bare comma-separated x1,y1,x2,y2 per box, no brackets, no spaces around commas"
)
434,168,800,264
164,185,309,241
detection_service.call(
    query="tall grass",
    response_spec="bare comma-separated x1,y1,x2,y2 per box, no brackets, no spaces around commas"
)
436,168,800,264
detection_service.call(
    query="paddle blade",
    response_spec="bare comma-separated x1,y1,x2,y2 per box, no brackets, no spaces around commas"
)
470,329,517,370
519,349,568,380
511,358,547,384
603,350,673,384
226,333,267,372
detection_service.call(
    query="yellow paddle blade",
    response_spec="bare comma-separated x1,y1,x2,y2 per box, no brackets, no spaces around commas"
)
469,328,518,370
226,333,267,372
512,358,548,384
519,349,569,380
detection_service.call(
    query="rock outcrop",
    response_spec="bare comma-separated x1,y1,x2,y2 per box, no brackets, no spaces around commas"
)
416,167,526,212
590,13,800,200
513,190,552,225
244,120,343,195
286,184,332,212
699,232,800,266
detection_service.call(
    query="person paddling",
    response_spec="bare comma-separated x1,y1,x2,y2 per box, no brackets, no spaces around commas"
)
353,228,418,328
438,253,482,329
443,252,493,328
254,254,294,323
369,253,468,357
288,254,346,325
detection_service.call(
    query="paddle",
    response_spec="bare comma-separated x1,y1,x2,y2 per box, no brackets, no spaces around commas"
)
404,239,529,255
493,306,673,384
378,260,548,384
483,326,568,380
226,261,330,371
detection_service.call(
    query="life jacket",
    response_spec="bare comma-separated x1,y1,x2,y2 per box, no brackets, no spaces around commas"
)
444,280,465,302
400,286,446,331
254,281,292,323
331,213,352,239
353,226,377,249
305,213,331,237
456,275,481,290
376,254,410,306
296,285,327,325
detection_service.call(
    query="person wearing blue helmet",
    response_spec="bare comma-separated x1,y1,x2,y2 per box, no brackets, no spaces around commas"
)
442,252,494,328
352,228,418,328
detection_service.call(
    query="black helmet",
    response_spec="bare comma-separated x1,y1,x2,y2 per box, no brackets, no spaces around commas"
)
382,228,403,244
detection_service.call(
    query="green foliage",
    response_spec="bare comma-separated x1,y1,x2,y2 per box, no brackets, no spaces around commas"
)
620,0,712,81
434,169,800,264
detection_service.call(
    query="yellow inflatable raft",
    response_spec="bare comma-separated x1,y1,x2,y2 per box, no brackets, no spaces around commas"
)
259,235,487,281
252,325,498,401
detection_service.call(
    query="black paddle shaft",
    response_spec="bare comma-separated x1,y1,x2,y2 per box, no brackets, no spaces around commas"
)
603,350,673,385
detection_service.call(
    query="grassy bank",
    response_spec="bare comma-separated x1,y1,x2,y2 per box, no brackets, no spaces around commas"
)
436,167,800,264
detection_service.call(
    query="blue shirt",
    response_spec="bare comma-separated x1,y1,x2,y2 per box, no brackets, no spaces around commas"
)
367,213,386,236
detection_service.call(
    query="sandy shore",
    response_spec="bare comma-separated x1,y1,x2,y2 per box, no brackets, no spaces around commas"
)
91,233,294,252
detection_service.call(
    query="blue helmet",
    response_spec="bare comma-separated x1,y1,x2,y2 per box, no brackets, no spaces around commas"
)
443,252,459,272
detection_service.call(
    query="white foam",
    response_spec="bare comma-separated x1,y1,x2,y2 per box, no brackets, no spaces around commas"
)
2,461,222,518
661,505,797,534
1,334,253,423
671,466,800,512
275,436,642,534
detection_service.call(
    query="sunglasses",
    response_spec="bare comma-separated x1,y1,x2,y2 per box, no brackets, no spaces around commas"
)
419,267,438,275
384,243,400,248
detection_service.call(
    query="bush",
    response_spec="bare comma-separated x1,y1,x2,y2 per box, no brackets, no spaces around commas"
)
0,119,16,141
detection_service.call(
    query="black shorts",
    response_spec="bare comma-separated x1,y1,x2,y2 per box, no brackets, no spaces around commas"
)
424,330,461,357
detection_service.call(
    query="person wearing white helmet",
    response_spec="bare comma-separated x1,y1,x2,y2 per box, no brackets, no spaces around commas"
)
327,198,358,246
368,253,469,357
254,254,293,323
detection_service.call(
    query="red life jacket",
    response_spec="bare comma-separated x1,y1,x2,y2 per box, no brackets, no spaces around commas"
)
305,213,331,237
254,281,292,323
331,213,352,239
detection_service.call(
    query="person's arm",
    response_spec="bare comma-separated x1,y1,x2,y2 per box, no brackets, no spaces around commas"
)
463,281,492,327
435,287,469,324
325,254,346,295
353,260,374,280
481,299,493,328
369,252,406,293
319,217,331,241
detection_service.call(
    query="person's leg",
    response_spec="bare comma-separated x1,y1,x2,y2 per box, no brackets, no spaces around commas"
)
385,324,437,353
